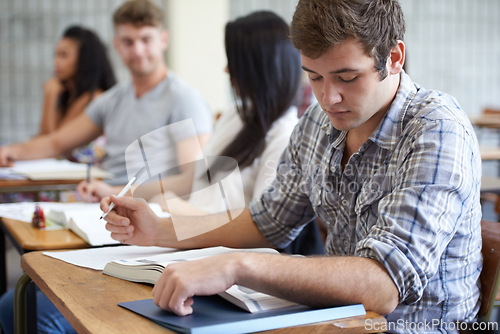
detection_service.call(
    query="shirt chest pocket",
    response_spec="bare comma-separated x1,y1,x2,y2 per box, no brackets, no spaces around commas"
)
354,184,387,235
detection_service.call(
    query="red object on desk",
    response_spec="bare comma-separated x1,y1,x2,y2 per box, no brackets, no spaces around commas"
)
31,204,46,229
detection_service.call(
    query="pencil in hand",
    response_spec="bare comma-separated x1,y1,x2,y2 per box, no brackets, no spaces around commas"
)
100,166,146,220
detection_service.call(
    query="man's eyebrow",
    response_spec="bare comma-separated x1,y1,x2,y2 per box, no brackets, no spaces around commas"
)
301,65,358,74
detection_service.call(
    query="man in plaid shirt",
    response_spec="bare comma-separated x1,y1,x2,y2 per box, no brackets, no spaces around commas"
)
104,1,482,331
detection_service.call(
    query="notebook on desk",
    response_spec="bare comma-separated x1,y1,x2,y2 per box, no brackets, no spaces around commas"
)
46,202,168,246
0,158,113,180
119,296,366,334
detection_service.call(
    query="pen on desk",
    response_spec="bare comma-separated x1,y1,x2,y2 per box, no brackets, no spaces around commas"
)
86,162,91,182
86,162,91,202
100,166,146,220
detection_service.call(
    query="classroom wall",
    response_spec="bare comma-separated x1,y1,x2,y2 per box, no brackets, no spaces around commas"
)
401,0,500,117
0,0,128,145
1,0,499,146
229,0,500,116
165,0,229,116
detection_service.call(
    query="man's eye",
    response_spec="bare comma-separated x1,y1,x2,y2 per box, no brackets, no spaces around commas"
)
339,76,357,83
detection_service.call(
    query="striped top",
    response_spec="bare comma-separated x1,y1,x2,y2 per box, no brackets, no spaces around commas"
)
250,71,482,331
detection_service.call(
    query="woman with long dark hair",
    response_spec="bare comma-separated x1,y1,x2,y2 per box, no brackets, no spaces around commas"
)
172,10,303,214
40,25,116,135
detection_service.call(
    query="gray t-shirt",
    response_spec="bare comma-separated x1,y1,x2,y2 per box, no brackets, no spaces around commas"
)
86,72,212,185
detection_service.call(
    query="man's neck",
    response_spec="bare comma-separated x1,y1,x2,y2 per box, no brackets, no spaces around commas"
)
132,64,168,98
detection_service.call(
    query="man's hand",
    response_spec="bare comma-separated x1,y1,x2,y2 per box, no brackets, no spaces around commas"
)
43,77,63,97
0,146,17,167
101,195,169,246
77,179,117,202
152,254,239,316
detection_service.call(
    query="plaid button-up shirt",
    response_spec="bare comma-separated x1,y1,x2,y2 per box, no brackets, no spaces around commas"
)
250,71,482,332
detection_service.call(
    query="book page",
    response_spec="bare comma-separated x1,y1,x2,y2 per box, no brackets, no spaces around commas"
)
0,167,26,180
44,245,175,270
108,246,278,267
66,209,117,246
221,285,299,313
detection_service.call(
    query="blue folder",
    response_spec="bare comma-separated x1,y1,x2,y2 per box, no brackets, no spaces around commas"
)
119,295,365,334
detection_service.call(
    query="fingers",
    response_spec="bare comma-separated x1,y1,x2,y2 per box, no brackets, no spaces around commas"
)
103,194,144,211
103,209,132,230
109,230,134,243
169,289,194,316
0,149,15,167
100,196,112,213
105,214,134,242
101,195,156,245
153,268,194,316
78,180,104,202
76,180,90,200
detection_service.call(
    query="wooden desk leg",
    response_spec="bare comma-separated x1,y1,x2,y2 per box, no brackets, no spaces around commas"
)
14,273,37,334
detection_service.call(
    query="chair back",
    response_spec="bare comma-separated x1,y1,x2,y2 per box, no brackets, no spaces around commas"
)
478,219,500,321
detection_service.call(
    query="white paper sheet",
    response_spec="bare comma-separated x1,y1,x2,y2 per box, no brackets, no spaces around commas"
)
43,245,177,270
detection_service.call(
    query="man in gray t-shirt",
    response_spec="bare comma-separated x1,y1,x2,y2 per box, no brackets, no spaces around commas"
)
0,1,212,332
0,0,212,189
85,71,212,185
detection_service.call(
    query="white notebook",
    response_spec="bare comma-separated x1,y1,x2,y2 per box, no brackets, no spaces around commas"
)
0,158,113,180
46,202,168,246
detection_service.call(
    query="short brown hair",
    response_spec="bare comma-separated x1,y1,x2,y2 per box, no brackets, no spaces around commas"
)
290,0,405,79
113,0,164,28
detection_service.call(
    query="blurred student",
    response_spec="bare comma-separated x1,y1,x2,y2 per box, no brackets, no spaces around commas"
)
40,25,115,137
0,0,212,332
0,26,115,203
79,11,301,215
0,0,212,187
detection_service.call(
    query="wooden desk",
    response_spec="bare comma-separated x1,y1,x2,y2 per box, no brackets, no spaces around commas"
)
481,176,500,194
0,217,87,294
17,251,386,334
0,178,81,192
0,178,81,202
481,147,500,161
470,114,500,129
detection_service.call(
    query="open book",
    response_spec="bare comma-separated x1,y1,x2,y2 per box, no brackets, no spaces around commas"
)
46,202,168,246
103,246,300,313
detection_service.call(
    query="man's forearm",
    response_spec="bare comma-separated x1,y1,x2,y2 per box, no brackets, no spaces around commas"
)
9,135,60,161
155,209,273,249
235,253,400,315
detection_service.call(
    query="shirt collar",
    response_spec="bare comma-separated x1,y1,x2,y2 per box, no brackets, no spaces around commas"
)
368,70,417,151
319,113,347,148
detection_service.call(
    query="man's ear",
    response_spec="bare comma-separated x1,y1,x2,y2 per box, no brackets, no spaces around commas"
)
388,40,405,75
113,36,120,53
161,29,169,51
